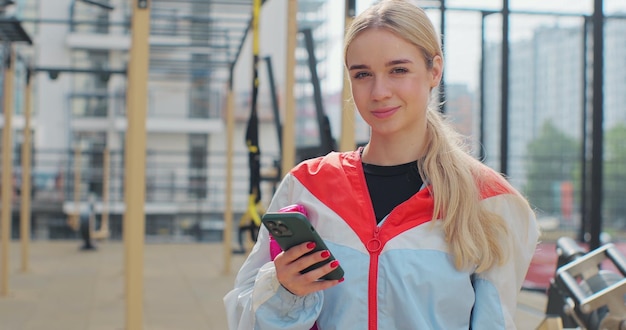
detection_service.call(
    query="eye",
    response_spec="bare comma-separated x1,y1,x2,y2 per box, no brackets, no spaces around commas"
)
353,71,371,79
391,67,408,74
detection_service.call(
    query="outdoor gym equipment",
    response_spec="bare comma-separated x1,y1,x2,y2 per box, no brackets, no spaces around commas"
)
539,237,626,330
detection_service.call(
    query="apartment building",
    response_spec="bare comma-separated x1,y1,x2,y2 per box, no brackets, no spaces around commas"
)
486,17,626,172
4,0,335,242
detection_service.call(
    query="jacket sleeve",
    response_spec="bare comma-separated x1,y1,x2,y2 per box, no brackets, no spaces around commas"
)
470,194,540,329
223,174,323,330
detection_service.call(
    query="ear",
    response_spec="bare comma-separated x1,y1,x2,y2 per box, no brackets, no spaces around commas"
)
429,55,443,88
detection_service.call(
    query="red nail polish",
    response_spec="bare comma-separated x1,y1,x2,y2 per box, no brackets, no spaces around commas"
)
338,278,345,283
306,242,316,249
320,251,330,258
330,260,339,268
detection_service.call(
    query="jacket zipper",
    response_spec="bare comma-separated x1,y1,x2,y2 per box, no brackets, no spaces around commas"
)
367,226,383,330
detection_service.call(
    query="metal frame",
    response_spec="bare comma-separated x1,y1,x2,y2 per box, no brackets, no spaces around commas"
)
422,2,610,249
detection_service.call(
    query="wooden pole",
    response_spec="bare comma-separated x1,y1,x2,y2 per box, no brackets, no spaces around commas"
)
281,0,297,177
124,1,150,329
20,68,32,272
223,88,234,274
339,0,356,152
1,45,14,297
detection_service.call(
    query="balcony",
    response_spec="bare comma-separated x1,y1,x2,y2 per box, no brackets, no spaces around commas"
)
68,90,224,134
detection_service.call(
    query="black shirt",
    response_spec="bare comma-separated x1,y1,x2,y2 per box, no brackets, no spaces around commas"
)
362,160,423,223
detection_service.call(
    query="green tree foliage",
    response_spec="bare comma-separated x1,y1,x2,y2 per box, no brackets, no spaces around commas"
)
524,120,579,215
604,123,626,228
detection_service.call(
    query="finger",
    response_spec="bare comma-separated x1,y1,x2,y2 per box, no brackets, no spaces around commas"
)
290,250,331,274
281,241,317,263
273,245,319,286
310,277,345,291
275,249,329,281
275,251,335,295
301,259,341,282
290,276,345,297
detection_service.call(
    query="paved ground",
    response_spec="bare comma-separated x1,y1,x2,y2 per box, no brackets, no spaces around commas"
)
0,241,546,330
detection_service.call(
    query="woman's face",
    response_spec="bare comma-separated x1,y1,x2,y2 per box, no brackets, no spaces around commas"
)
346,28,442,139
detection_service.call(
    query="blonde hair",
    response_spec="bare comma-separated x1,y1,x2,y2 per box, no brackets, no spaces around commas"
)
344,0,440,71
345,0,529,272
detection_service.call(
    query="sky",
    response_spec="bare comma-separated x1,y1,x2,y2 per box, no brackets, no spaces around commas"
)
323,0,626,92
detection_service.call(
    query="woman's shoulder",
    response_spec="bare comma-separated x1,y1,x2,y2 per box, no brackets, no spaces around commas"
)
291,150,360,175
471,161,518,199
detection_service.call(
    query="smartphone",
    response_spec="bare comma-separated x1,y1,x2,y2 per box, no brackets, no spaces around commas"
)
261,211,344,281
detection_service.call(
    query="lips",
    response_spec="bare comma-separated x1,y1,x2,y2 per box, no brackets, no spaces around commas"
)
371,106,399,119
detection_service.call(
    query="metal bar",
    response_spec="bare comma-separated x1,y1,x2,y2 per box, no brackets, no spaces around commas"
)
500,0,510,175
149,59,231,66
80,0,114,11
607,246,626,275
33,67,127,75
69,0,76,31
419,6,626,19
223,84,234,274
439,0,446,113
339,0,356,152
281,0,297,177
589,0,604,250
151,42,233,50
155,0,251,4
301,28,333,154
0,18,32,44
264,56,282,157
231,18,252,74
19,18,129,26
479,12,488,161
579,17,590,242
152,14,249,24
422,6,583,17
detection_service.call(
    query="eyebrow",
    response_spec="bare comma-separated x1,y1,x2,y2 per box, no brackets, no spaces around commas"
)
348,59,413,71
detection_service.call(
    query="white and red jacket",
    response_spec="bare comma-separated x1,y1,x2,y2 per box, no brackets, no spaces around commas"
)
224,150,539,330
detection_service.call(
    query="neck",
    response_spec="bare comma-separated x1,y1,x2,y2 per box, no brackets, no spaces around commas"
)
362,130,427,166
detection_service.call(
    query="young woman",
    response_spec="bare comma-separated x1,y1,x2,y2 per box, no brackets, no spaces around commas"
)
224,1,539,329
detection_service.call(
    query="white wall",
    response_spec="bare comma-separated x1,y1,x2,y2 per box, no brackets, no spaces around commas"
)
149,81,189,118
35,0,73,151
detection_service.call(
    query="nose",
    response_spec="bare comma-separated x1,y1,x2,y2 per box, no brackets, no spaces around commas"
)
371,76,391,101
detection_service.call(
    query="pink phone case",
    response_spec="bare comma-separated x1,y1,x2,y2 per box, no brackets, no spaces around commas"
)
269,204,318,330
269,204,309,258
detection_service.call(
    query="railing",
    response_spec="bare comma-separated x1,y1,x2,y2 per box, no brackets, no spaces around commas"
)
2,146,626,243
8,148,279,213
69,92,119,118
69,0,129,34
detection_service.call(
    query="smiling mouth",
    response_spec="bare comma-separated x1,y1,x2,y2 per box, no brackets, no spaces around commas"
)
371,107,398,119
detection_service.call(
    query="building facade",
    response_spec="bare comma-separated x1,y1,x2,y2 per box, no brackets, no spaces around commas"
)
2,0,336,242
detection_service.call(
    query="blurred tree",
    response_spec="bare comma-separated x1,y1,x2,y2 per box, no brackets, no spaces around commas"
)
524,120,579,216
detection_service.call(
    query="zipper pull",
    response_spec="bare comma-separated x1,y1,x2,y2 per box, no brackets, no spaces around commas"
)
366,227,382,253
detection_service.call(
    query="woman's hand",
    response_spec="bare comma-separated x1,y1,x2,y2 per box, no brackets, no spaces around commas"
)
273,241,343,296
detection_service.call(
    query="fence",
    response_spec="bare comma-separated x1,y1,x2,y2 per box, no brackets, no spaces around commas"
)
2,146,625,243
